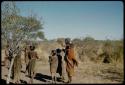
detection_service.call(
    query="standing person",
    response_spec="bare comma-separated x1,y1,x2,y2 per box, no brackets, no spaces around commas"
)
27,45,39,83
56,49,63,80
56,39,67,82
64,39,78,83
11,46,22,84
49,50,58,84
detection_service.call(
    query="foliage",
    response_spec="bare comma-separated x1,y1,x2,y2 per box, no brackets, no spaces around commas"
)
72,37,123,64
1,1,45,83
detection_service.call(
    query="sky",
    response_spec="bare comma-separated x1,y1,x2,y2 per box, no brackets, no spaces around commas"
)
13,1,123,40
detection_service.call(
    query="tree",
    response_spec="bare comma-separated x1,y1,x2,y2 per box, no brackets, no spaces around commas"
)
2,2,45,43
1,1,45,83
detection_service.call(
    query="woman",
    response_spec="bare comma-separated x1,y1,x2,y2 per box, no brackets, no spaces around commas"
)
65,43,78,83
27,45,39,83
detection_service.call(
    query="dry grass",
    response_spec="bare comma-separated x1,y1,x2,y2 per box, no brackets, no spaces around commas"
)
1,39,124,84
34,40,124,83
76,61,124,83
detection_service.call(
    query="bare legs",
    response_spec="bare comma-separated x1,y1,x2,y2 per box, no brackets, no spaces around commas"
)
66,71,72,83
51,73,56,84
29,72,35,84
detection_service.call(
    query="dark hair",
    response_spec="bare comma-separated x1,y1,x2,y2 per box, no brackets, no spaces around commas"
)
56,48,61,54
30,45,35,50
51,50,54,52
51,50,56,55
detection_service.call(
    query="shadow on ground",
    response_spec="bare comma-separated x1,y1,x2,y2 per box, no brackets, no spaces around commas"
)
34,73,62,82
1,79,14,84
20,79,27,84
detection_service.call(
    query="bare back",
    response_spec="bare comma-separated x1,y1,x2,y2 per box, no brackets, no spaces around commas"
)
28,51,38,60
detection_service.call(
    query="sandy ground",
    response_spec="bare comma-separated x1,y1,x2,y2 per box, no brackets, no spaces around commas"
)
1,48,123,84
1,59,123,84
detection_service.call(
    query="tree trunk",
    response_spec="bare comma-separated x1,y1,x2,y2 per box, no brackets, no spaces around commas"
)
6,55,16,84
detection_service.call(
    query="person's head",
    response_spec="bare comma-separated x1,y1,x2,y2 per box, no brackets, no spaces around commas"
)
30,45,35,51
56,48,61,54
51,50,56,56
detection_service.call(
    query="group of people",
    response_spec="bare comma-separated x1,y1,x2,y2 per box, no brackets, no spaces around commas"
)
3,38,78,84
49,38,78,83
4,43,39,83
4,44,22,83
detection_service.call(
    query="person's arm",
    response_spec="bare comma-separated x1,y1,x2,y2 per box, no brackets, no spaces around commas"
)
71,48,78,67
72,58,78,67
49,56,52,63
35,52,39,59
